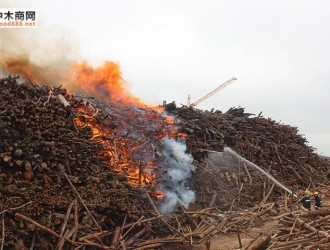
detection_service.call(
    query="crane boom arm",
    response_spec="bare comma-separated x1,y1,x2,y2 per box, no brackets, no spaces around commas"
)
190,77,237,107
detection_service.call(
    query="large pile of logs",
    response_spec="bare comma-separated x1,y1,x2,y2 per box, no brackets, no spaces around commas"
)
1,75,329,249
0,76,161,249
172,106,330,210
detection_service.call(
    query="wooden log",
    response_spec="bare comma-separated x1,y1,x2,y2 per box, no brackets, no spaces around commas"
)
208,193,218,208
315,214,330,224
63,173,100,228
15,213,61,239
242,233,262,250
291,214,328,237
58,229,70,250
125,227,147,247
71,199,79,242
145,193,175,233
197,223,216,239
305,238,327,250
245,235,271,250
261,183,275,204
236,223,242,248
300,209,330,217
135,243,163,250
0,201,33,215
81,239,111,249
110,226,121,249
256,203,274,217
59,200,74,236
1,211,4,250
57,94,71,109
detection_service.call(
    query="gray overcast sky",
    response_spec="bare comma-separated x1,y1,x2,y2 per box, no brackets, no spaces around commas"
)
2,0,330,155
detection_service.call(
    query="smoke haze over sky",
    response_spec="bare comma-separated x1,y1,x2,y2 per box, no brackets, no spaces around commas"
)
1,0,329,155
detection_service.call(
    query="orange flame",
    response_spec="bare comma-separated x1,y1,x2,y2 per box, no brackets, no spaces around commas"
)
1,57,144,106
68,61,144,105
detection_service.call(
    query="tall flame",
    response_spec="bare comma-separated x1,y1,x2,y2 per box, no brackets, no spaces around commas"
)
1,57,144,106
68,61,144,105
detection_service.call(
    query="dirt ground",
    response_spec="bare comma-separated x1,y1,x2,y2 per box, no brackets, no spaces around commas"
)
191,219,278,250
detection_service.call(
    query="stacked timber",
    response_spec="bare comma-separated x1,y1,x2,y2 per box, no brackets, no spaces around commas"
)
0,76,158,249
173,106,329,209
0,76,329,249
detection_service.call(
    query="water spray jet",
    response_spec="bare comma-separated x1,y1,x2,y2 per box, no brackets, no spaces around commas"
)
205,147,297,197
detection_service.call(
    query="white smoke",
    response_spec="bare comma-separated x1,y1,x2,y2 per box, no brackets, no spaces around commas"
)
159,137,196,215
0,19,81,85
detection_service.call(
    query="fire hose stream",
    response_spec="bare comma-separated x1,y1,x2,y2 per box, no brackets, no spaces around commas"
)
205,147,297,197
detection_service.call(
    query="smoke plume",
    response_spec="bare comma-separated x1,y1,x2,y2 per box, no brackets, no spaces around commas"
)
159,137,196,215
0,26,140,105
0,27,80,85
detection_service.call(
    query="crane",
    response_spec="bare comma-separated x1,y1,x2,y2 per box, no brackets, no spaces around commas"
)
187,77,237,107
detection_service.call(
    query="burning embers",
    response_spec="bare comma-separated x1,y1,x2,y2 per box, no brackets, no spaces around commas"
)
73,96,195,209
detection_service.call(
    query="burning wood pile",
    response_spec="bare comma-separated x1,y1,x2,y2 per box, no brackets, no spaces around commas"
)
0,76,165,249
0,75,330,249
